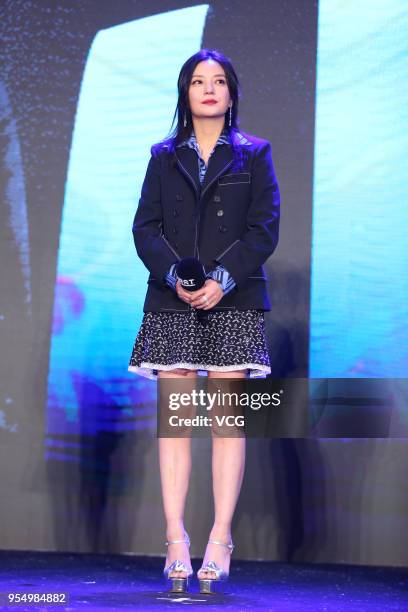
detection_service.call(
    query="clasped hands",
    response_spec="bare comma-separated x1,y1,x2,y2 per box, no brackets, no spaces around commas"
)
176,279,224,310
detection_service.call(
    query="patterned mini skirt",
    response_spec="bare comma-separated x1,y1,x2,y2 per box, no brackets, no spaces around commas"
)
128,308,271,380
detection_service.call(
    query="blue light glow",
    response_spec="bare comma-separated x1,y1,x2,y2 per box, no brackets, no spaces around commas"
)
310,1,408,377
46,6,209,434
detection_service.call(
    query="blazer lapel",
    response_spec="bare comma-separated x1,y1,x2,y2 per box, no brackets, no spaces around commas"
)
175,130,252,198
174,147,201,196
200,144,234,198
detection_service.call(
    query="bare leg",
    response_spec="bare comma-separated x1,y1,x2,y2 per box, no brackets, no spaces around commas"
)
197,370,247,580
158,368,197,578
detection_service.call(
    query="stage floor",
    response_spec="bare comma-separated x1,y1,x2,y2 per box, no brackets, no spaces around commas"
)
0,550,407,611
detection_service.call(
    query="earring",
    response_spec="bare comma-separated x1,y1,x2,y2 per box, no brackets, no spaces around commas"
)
229,105,232,126
183,111,187,128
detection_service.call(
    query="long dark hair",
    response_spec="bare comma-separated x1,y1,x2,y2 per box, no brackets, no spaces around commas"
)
155,49,244,167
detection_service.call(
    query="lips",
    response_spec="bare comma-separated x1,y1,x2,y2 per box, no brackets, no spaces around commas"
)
202,100,217,105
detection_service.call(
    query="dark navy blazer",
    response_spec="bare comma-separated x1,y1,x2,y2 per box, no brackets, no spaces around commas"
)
132,129,280,312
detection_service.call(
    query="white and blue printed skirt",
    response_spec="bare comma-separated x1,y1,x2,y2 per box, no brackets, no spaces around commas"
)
128,308,271,380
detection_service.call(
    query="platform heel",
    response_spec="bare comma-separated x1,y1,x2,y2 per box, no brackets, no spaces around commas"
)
163,531,193,593
197,538,234,594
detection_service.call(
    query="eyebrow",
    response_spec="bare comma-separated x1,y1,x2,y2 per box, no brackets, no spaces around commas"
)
191,74,226,78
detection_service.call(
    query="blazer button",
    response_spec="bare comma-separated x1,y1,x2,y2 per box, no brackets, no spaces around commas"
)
173,227,178,234
214,195,221,202
217,209,224,217
176,194,183,201
218,224,227,233
173,208,179,217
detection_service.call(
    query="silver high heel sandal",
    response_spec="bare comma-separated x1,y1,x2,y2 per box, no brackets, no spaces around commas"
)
163,531,193,593
198,538,235,594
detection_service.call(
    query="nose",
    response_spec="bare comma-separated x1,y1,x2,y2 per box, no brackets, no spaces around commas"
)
204,81,215,94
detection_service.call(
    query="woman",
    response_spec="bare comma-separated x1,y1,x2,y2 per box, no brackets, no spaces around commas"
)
128,48,280,594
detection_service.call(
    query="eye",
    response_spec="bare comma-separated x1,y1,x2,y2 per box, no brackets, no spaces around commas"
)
216,78,226,84
191,79,202,85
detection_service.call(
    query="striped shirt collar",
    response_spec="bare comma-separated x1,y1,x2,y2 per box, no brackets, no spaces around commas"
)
176,128,231,149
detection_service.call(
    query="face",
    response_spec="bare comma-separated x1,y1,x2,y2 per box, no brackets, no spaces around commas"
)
188,59,232,120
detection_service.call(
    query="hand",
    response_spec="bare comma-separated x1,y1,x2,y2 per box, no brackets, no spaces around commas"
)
188,279,224,310
175,280,194,305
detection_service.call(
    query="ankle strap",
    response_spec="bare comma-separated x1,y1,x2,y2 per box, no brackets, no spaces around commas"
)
208,538,234,552
165,533,190,547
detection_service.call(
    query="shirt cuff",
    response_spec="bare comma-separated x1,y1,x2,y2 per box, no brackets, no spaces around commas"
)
206,265,236,296
165,263,178,291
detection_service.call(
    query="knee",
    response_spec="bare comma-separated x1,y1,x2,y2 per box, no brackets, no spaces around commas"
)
208,369,247,379
158,368,196,378
172,368,195,376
